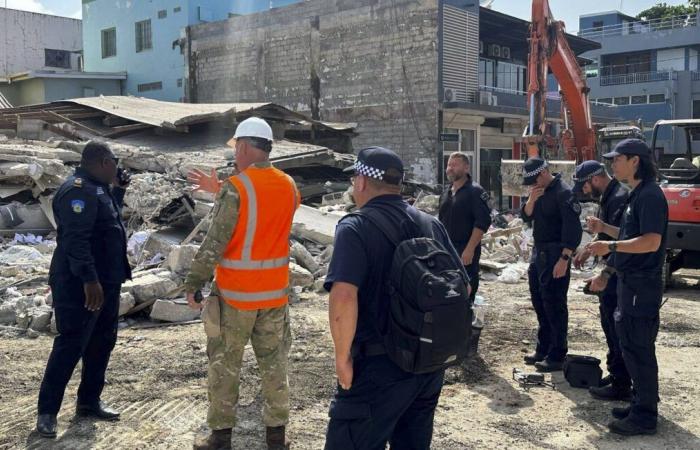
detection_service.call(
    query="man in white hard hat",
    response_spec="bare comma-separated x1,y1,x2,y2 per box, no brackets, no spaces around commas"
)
185,117,300,450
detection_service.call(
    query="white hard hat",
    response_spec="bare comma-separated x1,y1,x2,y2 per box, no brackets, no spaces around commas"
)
233,117,273,142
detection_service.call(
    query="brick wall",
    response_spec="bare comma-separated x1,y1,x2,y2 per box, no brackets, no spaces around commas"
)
188,0,440,182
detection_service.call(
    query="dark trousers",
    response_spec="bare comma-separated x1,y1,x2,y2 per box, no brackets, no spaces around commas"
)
599,275,630,388
616,274,662,428
527,247,570,362
37,280,121,415
325,355,444,450
465,257,480,304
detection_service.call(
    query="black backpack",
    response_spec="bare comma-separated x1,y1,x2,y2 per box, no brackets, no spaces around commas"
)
352,205,473,374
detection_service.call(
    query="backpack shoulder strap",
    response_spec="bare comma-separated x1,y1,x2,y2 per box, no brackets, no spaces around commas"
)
349,207,402,247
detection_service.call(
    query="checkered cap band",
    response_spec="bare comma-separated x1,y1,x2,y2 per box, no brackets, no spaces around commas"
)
355,160,386,181
523,161,548,178
573,166,605,182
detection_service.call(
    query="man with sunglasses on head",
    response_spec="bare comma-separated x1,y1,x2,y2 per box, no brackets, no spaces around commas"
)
572,160,631,402
36,141,132,438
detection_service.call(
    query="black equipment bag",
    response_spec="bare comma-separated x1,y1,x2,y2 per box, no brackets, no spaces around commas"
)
563,354,602,388
352,205,472,374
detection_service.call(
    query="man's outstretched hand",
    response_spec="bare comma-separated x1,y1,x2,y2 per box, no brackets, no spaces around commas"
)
187,168,222,194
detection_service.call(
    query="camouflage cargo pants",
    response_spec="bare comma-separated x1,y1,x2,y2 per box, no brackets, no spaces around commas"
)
207,303,291,430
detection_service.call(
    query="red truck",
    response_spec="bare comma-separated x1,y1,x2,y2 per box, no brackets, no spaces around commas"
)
651,120,700,287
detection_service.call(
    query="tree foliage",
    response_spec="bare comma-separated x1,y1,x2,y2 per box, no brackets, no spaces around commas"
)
636,1,699,21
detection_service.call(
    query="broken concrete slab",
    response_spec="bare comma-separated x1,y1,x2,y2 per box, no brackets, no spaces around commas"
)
150,299,201,322
122,272,179,304
119,292,136,317
29,306,52,332
166,244,199,275
290,241,320,274
289,262,314,288
292,205,341,245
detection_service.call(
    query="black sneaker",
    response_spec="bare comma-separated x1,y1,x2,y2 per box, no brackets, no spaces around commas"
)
534,359,564,372
608,417,656,436
599,375,613,387
612,405,631,420
523,353,545,366
589,385,632,401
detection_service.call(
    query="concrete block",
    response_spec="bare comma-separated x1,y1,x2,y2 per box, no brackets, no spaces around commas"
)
150,299,201,322
290,241,320,273
292,205,342,245
166,244,199,274
122,273,178,304
289,262,314,288
29,306,52,332
119,292,136,316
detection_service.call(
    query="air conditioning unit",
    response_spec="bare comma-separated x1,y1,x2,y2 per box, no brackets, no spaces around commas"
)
479,91,493,105
502,46,511,59
488,44,501,58
443,88,464,102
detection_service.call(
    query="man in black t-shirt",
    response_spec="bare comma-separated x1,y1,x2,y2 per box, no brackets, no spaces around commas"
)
438,152,492,302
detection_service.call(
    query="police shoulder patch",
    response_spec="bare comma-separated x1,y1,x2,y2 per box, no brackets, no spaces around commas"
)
71,199,85,214
96,187,105,195
572,201,582,214
480,191,490,202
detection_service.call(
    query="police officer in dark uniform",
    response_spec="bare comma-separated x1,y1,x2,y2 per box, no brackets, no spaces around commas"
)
521,157,582,372
439,152,492,302
323,147,467,449
587,139,668,436
36,142,132,438
572,160,632,401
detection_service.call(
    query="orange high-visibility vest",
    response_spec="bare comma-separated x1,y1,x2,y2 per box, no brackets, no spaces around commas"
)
215,165,300,310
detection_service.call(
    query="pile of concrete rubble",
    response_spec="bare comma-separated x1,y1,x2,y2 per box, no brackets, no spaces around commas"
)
0,134,349,335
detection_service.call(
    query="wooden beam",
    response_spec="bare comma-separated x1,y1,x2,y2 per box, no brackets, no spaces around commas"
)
45,110,102,136
103,123,153,138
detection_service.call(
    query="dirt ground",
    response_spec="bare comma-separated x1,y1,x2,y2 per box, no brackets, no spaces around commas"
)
1,270,699,450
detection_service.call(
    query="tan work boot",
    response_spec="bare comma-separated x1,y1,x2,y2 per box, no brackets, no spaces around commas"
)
266,426,290,450
193,428,232,450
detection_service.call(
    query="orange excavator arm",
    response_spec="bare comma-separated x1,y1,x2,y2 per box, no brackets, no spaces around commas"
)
525,0,597,162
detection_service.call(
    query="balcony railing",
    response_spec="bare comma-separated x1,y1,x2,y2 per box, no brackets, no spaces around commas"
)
599,70,675,86
692,71,700,81
579,13,698,40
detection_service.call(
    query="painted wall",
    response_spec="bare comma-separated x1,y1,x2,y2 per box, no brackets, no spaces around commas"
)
579,12,627,32
43,78,122,102
0,8,82,76
658,47,686,72
82,0,233,101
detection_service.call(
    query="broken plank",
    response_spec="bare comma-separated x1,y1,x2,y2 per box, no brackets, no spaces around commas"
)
45,110,101,136
103,123,154,138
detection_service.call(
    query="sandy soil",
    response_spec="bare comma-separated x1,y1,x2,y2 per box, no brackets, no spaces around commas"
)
1,271,699,449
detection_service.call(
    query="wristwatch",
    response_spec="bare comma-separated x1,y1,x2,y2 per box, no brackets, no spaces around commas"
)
559,253,571,261
608,241,618,253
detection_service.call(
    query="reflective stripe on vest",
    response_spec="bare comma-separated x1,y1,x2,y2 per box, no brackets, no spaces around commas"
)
219,287,289,302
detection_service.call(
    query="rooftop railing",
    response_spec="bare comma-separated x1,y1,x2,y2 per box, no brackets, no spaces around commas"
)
578,13,698,40
599,70,675,86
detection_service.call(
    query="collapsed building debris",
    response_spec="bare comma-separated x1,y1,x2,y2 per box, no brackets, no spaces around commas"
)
0,96,359,329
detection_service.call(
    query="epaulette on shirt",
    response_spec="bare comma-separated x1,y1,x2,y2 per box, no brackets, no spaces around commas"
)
73,177,83,188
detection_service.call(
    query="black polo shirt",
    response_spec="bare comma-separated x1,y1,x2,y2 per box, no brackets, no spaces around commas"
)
438,176,492,255
613,179,668,274
598,178,629,240
324,195,464,346
521,174,582,251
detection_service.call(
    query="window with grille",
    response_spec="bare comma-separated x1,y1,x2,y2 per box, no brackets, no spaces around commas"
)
631,95,648,105
101,28,117,58
45,49,71,69
174,6,181,13
614,96,630,105
176,78,183,87
138,81,162,92
648,94,666,103
158,10,167,19
135,20,152,53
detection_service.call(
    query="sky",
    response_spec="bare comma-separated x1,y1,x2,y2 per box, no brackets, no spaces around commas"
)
0,0,693,30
